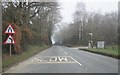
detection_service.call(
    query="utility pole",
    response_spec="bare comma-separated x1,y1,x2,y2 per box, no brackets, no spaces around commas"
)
78,19,84,45
81,19,84,41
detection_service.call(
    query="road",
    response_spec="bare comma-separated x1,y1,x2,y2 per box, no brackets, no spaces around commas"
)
5,45,118,73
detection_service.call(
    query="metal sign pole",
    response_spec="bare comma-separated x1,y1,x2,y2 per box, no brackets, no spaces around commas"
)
10,44,12,56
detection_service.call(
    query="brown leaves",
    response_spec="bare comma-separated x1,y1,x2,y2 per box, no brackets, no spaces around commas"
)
12,23,22,54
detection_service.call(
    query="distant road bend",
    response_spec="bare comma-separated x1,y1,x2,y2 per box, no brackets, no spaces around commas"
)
5,45,118,73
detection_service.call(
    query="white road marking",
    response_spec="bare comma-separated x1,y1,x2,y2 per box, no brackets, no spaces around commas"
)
64,51,68,54
61,48,82,66
31,56,82,66
60,48,82,66
58,57,68,61
31,61,76,64
85,68,87,70
49,57,57,62
69,56,82,66
37,59,40,62
59,46,68,55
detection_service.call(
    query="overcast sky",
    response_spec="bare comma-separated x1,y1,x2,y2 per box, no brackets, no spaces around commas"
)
58,0,119,23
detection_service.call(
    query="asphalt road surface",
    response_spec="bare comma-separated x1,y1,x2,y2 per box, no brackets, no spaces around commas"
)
5,45,118,73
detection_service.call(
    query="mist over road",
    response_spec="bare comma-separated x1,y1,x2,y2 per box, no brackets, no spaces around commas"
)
5,46,118,73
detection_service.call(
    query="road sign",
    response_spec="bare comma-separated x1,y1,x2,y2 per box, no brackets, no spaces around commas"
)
97,41,105,49
4,24,16,56
4,35,15,44
88,41,93,48
4,24,15,34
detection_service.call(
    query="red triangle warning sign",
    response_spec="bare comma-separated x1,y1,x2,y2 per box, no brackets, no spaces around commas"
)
4,35,15,44
4,24,15,34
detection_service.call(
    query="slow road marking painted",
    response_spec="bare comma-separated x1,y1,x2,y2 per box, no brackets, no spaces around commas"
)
30,56,83,66
31,56,79,64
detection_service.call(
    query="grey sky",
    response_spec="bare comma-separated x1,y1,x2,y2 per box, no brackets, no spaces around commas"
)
59,0,119,23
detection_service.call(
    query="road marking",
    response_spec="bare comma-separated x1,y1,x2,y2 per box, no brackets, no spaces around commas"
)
61,48,68,54
30,56,82,66
58,57,67,61
37,59,41,62
49,57,57,62
64,51,68,54
31,61,76,64
59,47,68,54
69,56,82,66
85,68,87,70
30,56,77,64
34,58,37,60
49,56,68,62
61,49,82,66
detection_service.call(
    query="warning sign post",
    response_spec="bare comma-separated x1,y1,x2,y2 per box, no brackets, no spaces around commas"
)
4,24,15,56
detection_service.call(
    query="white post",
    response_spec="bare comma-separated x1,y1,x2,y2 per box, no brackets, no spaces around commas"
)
10,44,12,56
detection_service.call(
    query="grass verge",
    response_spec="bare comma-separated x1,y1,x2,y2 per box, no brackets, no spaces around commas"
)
2,44,50,71
79,46,119,59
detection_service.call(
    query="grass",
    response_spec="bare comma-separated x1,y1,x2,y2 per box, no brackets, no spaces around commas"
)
79,46,119,59
2,44,50,70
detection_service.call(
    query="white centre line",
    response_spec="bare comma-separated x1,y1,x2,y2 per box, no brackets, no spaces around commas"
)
64,51,68,54
59,46,68,55
63,50,82,66
70,56,82,66
85,68,87,70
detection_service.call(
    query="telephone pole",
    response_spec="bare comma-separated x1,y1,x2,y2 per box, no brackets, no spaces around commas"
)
78,19,84,45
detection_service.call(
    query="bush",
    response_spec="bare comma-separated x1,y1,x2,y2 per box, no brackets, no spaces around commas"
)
21,26,33,51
